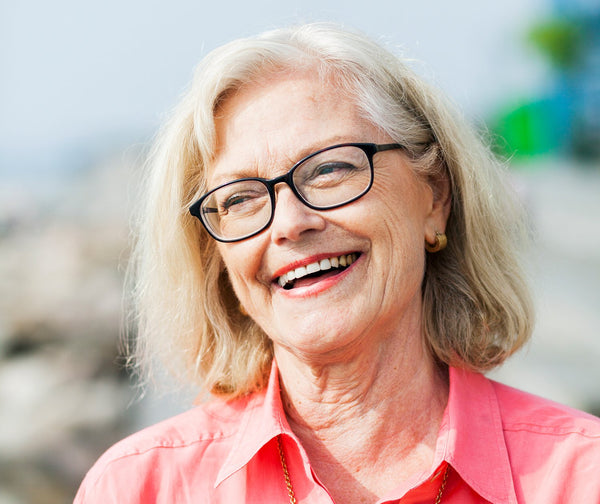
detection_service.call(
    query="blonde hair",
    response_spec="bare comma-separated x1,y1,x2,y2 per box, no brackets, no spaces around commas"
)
128,23,534,397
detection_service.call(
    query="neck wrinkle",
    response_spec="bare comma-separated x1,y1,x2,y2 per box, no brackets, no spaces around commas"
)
275,340,449,503
275,327,449,457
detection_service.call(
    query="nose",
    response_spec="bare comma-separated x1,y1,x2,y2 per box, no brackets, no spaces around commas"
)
269,185,326,244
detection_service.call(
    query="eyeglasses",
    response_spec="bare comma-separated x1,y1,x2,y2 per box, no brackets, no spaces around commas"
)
189,142,404,242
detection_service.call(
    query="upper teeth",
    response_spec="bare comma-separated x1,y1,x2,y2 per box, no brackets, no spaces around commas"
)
277,253,358,288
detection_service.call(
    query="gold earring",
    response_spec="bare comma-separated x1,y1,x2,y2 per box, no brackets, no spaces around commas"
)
239,304,248,316
425,232,447,253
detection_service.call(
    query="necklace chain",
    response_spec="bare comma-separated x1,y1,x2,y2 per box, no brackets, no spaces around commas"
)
277,436,298,504
277,435,450,504
434,463,450,504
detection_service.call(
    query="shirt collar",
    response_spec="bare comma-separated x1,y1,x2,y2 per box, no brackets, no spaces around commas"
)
216,362,519,503
437,367,518,504
215,361,290,486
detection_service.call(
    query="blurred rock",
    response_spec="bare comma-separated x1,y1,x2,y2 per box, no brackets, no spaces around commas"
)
0,148,141,504
491,159,600,414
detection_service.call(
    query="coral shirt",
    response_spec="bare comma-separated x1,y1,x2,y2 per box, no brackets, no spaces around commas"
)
74,363,600,503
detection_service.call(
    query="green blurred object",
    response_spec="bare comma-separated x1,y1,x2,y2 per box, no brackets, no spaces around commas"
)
492,99,567,159
528,18,584,71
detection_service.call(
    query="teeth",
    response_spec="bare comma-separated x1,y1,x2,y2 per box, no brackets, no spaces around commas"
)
306,262,320,274
277,253,357,288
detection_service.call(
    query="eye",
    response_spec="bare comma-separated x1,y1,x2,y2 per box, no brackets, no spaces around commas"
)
315,163,350,175
216,186,269,216
302,162,357,186
222,193,251,210
219,191,253,211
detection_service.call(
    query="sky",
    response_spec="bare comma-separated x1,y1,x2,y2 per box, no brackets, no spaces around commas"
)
1,0,549,179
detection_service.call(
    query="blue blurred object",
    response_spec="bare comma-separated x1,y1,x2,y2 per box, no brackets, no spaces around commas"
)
493,2,600,160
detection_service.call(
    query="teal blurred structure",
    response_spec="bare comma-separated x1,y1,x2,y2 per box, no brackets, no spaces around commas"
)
493,0,600,160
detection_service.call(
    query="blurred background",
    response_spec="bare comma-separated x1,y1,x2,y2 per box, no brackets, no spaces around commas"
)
1,0,599,502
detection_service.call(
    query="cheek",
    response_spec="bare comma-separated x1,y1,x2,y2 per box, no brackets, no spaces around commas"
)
217,241,266,301
364,187,429,280
368,186,426,237
372,172,432,239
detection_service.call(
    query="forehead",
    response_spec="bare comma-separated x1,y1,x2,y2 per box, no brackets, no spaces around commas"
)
207,72,382,185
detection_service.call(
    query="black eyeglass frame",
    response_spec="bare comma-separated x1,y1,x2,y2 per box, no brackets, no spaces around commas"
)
189,142,404,243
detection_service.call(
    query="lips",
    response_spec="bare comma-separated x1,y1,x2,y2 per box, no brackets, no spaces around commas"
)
276,253,359,290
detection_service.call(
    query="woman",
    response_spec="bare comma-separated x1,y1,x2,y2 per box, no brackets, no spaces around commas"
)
75,24,600,503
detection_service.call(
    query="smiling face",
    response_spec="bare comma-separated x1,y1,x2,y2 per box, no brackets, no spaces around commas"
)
209,71,449,363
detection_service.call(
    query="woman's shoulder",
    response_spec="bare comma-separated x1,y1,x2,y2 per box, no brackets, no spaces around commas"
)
102,396,248,458
485,377,600,500
490,378,600,436
74,393,259,503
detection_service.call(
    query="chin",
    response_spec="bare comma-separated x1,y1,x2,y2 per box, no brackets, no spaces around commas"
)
273,316,367,358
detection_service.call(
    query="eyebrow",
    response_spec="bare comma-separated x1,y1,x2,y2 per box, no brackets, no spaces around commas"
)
208,163,260,189
208,134,361,188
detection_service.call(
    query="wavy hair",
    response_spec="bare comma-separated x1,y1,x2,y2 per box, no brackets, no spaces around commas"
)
127,23,534,397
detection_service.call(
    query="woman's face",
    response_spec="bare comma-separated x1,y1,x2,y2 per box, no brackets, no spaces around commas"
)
210,72,449,361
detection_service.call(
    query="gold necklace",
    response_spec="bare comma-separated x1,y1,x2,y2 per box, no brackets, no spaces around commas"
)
277,436,450,504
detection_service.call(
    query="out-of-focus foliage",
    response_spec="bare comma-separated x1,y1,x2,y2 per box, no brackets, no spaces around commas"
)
528,18,584,71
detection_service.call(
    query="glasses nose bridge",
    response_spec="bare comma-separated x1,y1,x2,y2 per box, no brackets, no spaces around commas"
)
267,169,302,203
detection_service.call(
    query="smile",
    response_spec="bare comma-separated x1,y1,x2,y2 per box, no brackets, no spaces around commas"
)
276,253,359,290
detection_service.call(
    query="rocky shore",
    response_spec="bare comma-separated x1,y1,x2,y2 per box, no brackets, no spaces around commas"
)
0,152,139,504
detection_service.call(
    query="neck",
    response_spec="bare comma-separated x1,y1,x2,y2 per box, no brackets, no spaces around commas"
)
274,329,449,503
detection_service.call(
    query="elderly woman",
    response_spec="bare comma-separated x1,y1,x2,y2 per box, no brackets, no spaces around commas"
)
75,24,600,503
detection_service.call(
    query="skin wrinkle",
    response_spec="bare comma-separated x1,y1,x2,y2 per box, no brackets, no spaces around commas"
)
277,336,447,501
212,71,451,503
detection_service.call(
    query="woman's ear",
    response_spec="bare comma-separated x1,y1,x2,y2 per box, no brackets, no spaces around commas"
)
425,166,452,236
